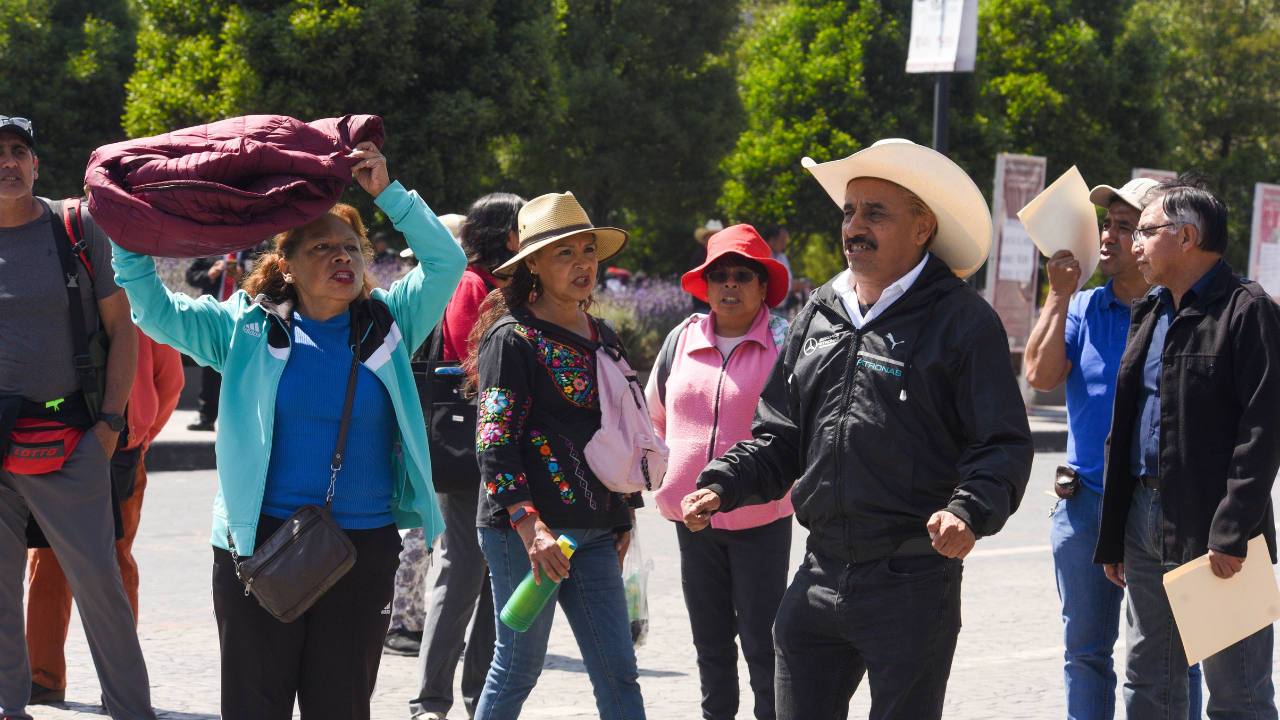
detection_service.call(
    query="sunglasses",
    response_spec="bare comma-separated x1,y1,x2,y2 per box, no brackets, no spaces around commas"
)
0,116,33,137
705,269,760,284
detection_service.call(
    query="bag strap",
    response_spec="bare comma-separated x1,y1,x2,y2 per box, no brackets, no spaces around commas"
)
325,305,363,509
47,199,100,405
655,314,699,407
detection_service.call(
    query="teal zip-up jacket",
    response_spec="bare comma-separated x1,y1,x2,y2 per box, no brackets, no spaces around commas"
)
110,181,467,555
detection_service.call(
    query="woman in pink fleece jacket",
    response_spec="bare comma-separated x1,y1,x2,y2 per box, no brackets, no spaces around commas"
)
644,224,793,720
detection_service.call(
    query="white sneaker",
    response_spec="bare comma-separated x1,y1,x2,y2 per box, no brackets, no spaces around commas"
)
413,712,447,720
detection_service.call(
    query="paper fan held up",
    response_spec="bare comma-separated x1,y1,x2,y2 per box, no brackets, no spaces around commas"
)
84,114,384,258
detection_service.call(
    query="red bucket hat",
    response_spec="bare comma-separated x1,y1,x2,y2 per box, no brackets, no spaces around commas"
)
682,224,790,308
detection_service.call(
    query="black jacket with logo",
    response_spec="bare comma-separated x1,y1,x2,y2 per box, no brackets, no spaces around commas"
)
697,254,1034,564
1094,262,1280,565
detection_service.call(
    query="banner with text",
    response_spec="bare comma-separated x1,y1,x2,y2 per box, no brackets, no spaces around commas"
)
1248,183,1280,299
984,153,1047,351
906,0,978,74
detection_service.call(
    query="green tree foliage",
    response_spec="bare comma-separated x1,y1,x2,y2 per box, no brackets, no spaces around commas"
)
720,0,1169,284
0,0,135,200
1154,0,1280,268
125,0,555,225
509,0,743,275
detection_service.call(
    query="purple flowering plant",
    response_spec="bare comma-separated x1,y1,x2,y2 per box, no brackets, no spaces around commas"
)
593,276,694,371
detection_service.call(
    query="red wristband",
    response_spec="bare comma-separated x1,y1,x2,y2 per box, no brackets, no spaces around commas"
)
509,505,539,529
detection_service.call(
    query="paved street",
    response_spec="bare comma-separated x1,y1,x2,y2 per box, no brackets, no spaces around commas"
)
23,452,1280,719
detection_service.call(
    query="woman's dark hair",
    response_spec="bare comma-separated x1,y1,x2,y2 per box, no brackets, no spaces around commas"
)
704,253,768,282
460,193,526,273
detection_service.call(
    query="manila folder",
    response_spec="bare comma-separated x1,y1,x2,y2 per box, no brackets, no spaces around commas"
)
1163,534,1280,665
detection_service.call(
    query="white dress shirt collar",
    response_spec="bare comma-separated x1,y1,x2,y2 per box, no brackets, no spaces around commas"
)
833,252,930,329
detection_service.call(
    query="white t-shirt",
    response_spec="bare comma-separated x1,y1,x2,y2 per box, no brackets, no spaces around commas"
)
714,333,749,359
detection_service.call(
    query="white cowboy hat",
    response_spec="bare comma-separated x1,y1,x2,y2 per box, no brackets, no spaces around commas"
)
494,192,628,277
802,139,992,278
694,219,724,243
400,213,465,258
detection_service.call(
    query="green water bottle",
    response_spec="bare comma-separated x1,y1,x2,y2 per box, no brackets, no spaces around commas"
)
500,534,578,632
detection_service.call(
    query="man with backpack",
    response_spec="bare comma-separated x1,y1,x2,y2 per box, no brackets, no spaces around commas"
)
0,116,155,719
683,140,1034,720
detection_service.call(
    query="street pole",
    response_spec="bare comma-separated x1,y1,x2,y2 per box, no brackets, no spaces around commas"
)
933,72,950,156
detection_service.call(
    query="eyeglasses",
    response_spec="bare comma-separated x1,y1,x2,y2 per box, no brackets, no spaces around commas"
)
705,269,759,284
0,116,33,137
1133,222,1175,245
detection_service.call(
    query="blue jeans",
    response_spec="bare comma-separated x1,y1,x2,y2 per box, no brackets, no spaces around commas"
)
1123,485,1276,720
1053,485,1202,719
475,526,645,720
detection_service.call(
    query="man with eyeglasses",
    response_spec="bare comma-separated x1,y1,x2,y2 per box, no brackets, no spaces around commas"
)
1095,177,1280,718
0,116,156,719
1024,178,1204,719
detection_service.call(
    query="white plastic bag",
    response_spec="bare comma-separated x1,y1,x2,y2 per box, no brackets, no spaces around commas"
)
622,524,653,648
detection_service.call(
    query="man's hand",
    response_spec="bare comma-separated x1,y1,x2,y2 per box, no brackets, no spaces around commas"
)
1103,563,1125,588
1209,549,1245,579
682,489,721,532
92,422,119,461
1045,250,1081,297
927,510,976,559
225,261,243,283
207,259,225,281
349,141,390,198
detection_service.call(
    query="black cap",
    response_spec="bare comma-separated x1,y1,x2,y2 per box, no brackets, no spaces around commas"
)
0,117,35,149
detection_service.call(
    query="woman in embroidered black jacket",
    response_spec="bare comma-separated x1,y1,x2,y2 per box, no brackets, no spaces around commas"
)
465,192,646,720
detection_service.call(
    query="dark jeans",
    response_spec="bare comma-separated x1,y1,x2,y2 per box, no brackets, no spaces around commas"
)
411,489,494,719
773,549,962,720
676,517,792,720
1052,485,1202,719
197,365,221,424
212,514,402,720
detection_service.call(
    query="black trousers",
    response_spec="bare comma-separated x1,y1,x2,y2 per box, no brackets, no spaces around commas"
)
676,516,792,720
197,365,221,424
212,514,402,720
773,549,962,720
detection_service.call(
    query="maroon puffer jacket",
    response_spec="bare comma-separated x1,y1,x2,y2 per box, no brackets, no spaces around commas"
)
85,114,384,257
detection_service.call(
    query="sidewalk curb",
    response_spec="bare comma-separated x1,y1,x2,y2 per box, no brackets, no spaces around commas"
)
142,428,1071,473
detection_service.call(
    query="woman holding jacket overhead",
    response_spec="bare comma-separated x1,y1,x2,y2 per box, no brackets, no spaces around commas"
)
466,191,646,720
109,142,467,720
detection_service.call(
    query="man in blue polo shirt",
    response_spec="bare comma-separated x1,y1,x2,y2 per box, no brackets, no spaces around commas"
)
1025,177,1201,720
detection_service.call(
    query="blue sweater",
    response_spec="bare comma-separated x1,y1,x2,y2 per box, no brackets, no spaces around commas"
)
262,312,397,529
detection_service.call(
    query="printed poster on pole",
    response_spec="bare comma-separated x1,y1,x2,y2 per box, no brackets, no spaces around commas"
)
984,153,1047,352
1248,183,1280,299
905,0,978,73
1131,168,1179,182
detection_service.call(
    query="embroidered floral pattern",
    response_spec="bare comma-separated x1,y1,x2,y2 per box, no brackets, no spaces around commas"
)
514,324,599,408
477,388,530,449
487,473,526,496
559,434,595,509
529,430,574,504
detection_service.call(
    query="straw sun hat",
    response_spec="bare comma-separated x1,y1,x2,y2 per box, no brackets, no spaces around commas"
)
494,192,628,277
802,139,992,279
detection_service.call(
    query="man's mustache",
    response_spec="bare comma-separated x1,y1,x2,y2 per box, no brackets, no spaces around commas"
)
844,234,878,251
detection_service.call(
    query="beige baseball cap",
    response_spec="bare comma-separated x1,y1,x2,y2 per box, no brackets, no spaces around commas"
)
1089,177,1161,212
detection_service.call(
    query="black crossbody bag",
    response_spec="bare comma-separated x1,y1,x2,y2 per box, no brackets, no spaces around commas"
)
411,274,495,494
227,307,361,623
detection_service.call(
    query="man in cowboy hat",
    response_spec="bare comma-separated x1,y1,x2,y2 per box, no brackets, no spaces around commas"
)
1024,177,1206,718
681,139,1034,720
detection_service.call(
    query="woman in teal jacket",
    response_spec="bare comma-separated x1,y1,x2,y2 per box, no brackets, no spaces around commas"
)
110,143,466,720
